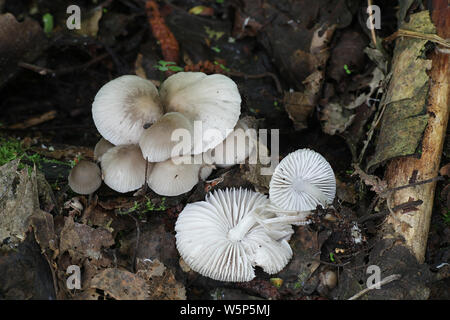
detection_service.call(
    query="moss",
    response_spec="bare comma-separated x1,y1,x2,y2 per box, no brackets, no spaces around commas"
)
0,136,72,169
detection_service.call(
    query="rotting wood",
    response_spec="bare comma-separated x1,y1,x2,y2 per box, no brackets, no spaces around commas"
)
384,1,450,263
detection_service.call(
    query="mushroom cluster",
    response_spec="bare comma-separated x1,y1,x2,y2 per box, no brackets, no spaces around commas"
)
174,148,336,282
68,72,261,196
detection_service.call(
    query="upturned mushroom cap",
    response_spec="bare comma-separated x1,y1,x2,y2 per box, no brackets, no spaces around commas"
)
93,138,114,162
211,118,256,168
175,188,293,282
139,112,194,162
101,144,151,193
68,160,102,195
147,154,213,197
159,72,241,153
269,148,336,211
92,75,163,145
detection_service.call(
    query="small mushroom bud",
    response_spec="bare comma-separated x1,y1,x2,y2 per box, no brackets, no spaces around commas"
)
320,270,337,290
93,138,114,162
68,160,102,195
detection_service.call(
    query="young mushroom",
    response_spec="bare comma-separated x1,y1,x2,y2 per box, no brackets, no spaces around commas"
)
93,138,114,162
147,154,213,197
158,72,241,154
92,75,163,145
175,188,293,282
269,148,336,212
101,144,152,193
211,118,257,168
139,112,194,162
68,160,102,195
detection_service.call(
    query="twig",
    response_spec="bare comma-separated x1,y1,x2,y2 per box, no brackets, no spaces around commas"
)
18,53,109,77
384,29,450,48
382,176,444,196
227,70,283,93
348,274,401,300
358,199,423,224
7,110,57,129
367,0,377,47
129,214,140,273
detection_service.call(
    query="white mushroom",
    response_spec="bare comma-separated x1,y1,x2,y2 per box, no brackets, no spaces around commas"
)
175,188,293,282
139,112,194,162
68,160,102,195
92,75,163,145
211,118,257,168
147,154,213,197
101,144,152,193
93,138,114,162
269,148,336,212
159,72,241,154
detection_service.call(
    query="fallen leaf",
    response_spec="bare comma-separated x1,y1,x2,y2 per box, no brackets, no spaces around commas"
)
0,13,47,87
59,216,114,263
90,268,149,300
136,259,186,300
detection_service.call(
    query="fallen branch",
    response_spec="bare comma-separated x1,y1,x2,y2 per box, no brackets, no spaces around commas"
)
384,2,450,263
7,110,57,129
348,274,402,300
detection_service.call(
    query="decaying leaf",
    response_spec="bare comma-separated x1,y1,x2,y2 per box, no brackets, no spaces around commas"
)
352,164,388,196
136,259,186,300
0,13,47,87
59,216,114,263
336,178,357,204
90,268,149,300
368,11,435,170
320,67,384,135
73,6,103,37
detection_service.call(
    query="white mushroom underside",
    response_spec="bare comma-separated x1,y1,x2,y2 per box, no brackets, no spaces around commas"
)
175,188,293,282
270,148,336,211
160,72,241,153
92,75,163,145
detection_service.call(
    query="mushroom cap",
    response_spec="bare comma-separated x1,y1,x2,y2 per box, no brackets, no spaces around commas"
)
159,72,241,153
92,75,163,145
93,138,114,162
212,118,256,168
139,112,194,162
175,188,293,282
101,144,151,193
68,160,102,195
269,148,336,211
147,154,213,197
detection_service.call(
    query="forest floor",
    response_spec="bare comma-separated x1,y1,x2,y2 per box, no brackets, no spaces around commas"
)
0,0,449,300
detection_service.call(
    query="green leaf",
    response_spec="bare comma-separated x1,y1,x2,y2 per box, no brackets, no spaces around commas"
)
42,13,54,35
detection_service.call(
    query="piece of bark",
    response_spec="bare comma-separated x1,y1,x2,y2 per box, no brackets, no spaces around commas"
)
384,1,450,263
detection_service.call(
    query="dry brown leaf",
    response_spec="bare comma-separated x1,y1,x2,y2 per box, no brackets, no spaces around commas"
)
59,216,114,263
90,268,149,300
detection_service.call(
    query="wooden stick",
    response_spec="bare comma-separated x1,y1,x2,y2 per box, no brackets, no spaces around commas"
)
384,1,450,263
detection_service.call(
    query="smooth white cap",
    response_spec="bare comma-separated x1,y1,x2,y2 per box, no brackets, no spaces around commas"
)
147,154,213,197
212,118,256,168
159,72,241,153
101,144,152,193
175,188,293,282
93,138,114,162
68,160,102,195
92,75,163,145
269,148,336,211
139,112,194,162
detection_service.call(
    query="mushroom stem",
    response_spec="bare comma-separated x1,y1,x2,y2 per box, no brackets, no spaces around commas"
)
293,178,328,206
227,214,257,242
